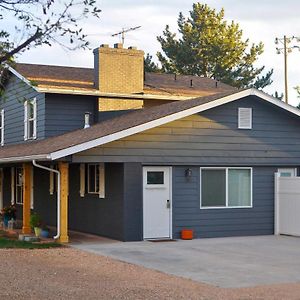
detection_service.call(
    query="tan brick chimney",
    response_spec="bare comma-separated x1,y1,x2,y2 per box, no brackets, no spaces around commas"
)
93,43,144,93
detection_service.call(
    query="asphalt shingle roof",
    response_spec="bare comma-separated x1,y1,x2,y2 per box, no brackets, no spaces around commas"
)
0,90,238,161
15,63,235,95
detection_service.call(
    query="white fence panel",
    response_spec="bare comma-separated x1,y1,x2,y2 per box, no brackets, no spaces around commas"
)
275,173,300,236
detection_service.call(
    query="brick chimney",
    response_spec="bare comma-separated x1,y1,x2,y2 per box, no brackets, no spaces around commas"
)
93,43,144,93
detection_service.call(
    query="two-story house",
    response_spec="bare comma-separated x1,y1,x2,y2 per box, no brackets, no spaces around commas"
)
1,43,300,243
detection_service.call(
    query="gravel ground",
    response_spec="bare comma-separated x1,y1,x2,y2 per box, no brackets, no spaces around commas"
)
1,247,300,300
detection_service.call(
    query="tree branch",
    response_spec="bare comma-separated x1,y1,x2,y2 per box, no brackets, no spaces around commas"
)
0,29,42,64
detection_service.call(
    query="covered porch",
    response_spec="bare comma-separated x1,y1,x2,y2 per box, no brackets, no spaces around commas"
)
0,161,142,243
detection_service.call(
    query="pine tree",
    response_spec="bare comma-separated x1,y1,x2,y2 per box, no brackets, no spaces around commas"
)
156,3,273,89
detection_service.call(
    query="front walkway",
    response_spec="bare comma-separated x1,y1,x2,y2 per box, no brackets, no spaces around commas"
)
71,235,300,288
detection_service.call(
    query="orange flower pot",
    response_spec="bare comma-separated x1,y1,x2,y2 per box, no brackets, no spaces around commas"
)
181,229,193,240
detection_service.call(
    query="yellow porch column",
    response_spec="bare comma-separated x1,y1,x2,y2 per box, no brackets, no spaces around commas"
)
58,162,69,243
22,163,32,234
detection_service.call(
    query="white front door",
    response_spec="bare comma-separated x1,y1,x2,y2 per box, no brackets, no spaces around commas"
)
143,167,172,239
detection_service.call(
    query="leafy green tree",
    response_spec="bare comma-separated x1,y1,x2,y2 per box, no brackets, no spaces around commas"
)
156,3,273,89
144,53,161,73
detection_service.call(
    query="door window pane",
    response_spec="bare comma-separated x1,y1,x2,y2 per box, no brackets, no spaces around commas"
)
201,169,226,207
147,171,164,184
228,169,251,207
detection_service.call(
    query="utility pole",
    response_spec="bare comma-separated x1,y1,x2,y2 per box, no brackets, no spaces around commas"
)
112,26,141,45
275,35,300,104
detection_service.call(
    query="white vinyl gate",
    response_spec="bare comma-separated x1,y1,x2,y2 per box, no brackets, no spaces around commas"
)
275,173,300,236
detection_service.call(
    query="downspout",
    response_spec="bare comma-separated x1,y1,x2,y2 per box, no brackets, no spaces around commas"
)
32,160,61,240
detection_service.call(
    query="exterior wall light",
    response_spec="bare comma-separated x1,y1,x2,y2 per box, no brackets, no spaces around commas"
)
185,168,192,178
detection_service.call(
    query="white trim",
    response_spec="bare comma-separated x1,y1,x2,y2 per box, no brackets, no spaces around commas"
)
24,98,37,141
11,167,15,205
79,163,85,197
24,100,28,141
49,88,300,160
49,165,54,195
200,167,253,209
99,163,105,198
0,155,50,163
5,65,39,92
37,87,191,101
15,167,23,205
30,166,34,209
0,109,4,146
274,172,280,235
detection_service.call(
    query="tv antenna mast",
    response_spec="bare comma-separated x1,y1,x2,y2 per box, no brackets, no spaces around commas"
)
111,26,141,44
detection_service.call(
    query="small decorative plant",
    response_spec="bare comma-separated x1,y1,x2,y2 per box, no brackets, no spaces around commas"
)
30,213,42,228
1,205,17,220
30,213,42,237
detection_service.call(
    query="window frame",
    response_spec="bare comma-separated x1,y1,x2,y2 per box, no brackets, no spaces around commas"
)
87,164,100,194
0,109,4,146
15,167,24,205
24,98,37,141
200,167,253,209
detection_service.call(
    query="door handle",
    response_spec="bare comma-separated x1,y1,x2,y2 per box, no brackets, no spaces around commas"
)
166,199,170,208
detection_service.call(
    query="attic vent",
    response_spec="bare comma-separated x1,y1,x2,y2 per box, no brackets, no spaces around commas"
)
238,108,252,129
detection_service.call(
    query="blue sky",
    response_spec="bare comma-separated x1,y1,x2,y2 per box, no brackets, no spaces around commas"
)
16,0,300,105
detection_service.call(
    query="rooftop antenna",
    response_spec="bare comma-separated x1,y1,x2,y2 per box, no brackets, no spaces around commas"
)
111,26,141,44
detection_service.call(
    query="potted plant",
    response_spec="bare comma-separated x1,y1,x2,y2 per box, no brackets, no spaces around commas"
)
1,205,16,227
30,213,42,237
40,224,50,238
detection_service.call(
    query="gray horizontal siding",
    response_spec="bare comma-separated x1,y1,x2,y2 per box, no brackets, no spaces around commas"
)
74,95,300,166
172,166,276,238
44,94,98,137
0,76,45,144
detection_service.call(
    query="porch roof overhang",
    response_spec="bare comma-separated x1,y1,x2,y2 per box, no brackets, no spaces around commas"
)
1,88,300,164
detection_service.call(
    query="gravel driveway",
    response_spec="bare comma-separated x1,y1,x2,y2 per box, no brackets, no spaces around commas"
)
1,247,300,299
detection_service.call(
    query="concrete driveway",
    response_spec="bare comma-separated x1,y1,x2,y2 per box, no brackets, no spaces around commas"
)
72,235,300,288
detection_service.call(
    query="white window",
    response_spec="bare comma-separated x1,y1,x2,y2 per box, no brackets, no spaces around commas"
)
238,108,252,129
200,167,252,208
15,167,23,205
0,109,4,146
87,163,105,198
277,168,297,177
24,98,37,140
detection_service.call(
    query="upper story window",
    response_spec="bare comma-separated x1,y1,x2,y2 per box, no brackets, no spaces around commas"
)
24,98,37,140
0,109,4,146
238,107,252,129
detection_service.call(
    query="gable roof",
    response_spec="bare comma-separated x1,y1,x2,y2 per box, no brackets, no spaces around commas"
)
13,63,235,97
0,88,299,163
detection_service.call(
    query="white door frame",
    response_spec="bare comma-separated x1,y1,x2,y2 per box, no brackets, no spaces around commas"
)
143,166,172,239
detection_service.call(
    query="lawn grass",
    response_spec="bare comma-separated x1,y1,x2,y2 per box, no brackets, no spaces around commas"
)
0,230,61,249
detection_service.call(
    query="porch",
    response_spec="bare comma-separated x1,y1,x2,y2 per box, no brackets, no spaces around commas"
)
0,162,143,243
